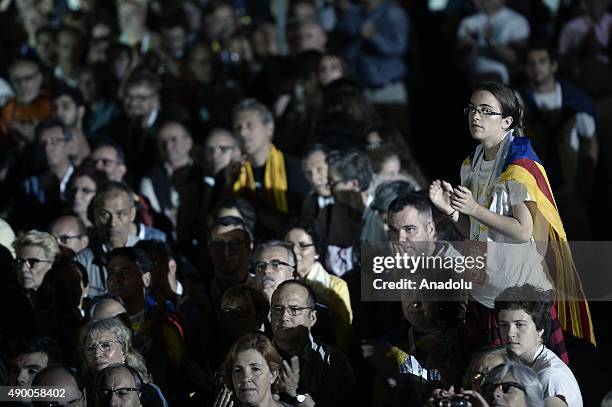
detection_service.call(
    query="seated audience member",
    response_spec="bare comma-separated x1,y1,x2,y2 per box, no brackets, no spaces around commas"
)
215,333,290,407
74,182,139,298
317,53,348,87
32,365,86,407
8,336,63,387
363,180,418,241
427,361,545,407
270,280,358,406
51,84,91,166
253,240,298,302
207,216,255,314
462,346,521,393
10,118,76,231
220,285,269,342
66,166,108,229
89,295,129,321
318,148,372,276
495,284,583,406
13,230,61,301
77,317,166,406
215,197,257,232
203,127,241,182
301,144,334,219
455,0,529,84
94,363,165,407
49,215,90,255
557,0,612,97
1,58,52,148
336,0,409,104
516,41,598,192
284,218,352,326
134,240,184,308
230,98,309,232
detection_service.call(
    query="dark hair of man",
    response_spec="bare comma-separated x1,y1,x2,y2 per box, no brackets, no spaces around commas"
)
326,148,373,191
232,98,274,126
135,239,174,264
8,336,63,366
371,180,418,215
48,258,90,290
52,82,85,107
302,143,329,161
160,10,189,32
217,197,257,232
253,240,297,274
284,218,321,255
8,57,40,75
69,165,109,190
124,69,161,96
388,191,432,220
94,363,143,394
92,181,135,211
222,284,270,326
92,140,126,164
35,117,72,142
524,39,557,63
108,247,155,277
32,365,85,393
274,279,317,309
494,284,553,343
209,215,254,245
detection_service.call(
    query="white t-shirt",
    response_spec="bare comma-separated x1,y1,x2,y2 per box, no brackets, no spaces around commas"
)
531,345,583,407
457,6,530,84
461,140,553,308
515,83,596,152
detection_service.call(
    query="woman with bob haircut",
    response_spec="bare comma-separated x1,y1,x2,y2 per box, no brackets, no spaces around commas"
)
429,81,594,352
13,230,61,294
214,333,292,407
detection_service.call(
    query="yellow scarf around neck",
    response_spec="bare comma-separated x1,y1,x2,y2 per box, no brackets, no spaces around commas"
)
232,144,289,212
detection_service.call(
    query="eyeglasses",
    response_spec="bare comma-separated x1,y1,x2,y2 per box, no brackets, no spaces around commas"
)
287,242,315,251
84,340,117,355
92,158,121,167
463,106,503,117
482,381,525,394
210,240,247,251
96,387,140,400
254,260,293,273
125,92,156,102
71,186,97,195
221,307,251,317
56,234,85,245
469,371,487,387
32,393,84,407
271,305,313,316
15,257,53,268
205,145,235,155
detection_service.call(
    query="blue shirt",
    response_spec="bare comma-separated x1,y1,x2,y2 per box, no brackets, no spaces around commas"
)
337,0,409,87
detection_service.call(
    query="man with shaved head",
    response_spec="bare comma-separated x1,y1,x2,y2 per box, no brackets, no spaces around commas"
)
49,215,89,254
32,366,86,406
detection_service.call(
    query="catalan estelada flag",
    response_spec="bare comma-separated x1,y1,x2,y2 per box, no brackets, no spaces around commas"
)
497,136,596,346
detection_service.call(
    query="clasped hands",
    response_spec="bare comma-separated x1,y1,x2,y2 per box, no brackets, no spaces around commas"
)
429,180,480,217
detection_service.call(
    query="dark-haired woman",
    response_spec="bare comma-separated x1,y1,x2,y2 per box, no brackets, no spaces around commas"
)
429,82,594,353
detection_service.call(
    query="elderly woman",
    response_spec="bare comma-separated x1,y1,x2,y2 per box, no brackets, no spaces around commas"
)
77,317,166,407
214,333,292,407
13,230,61,296
495,285,583,406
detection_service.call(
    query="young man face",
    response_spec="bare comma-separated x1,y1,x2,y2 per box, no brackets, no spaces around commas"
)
204,129,239,175
10,352,49,386
123,83,159,120
525,49,557,88
53,95,82,128
9,61,43,104
39,125,70,168
157,122,193,168
91,146,127,182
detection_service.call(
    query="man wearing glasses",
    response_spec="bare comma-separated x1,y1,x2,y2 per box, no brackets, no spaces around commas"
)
94,364,144,407
270,280,358,407
253,240,297,302
49,215,90,255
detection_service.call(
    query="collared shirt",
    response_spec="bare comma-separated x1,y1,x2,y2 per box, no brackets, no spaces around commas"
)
337,0,409,87
59,164,74,198
276,335,358,406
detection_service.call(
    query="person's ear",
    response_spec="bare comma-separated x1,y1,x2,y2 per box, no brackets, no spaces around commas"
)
81,234,90,247
82,284,90,298
427,221,436,239
142,271,151,288
116,164,127,181
129,202,137,222
551,60,558,75
271,369,279,384
309,309,317,326
265,121,274,140
502,115,513,131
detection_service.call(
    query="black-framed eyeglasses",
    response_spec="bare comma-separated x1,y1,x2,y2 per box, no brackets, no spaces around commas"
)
40,137,67,147
96,387,141,400
287,242,315,251
15,257,53,268
92,158,121,167
482,381,525,394
464,106,503,117
254,260,293,273
32,393,84,407
205,145,235,155
469,370,487,387
56,234,85,245
271,305,313,317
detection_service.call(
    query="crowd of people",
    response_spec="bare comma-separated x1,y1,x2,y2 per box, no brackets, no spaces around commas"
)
0,0,611,405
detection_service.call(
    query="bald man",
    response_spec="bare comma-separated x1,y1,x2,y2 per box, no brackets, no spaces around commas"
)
49,215,89,254
32,366,86,406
